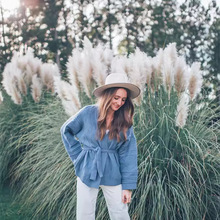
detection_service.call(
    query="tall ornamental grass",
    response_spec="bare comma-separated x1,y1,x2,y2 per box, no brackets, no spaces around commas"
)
129,90,220,220
0,39,219,219
0,48,62,186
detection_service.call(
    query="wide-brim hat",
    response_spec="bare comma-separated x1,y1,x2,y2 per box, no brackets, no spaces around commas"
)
93,73,141,99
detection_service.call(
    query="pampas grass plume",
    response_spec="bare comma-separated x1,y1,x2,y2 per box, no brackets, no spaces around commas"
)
153,48,164,78
90,47,108,86
40,63,60,93
128,48,148,103
61,99,80,116
102,47,113,66
164,43,178,65
6,53,28,96
66,49,81,90
10,86,22,104
175,92,190,128
188,62,203,100
54,77,81,112
77,51,93,98
15,70,27,96
111,56,129,74
83,36,93,52
161,57,174,95
144,57,152,90
2,63,23,104
174,57,188,95
14,52,28,71
31,75,43,103
25,58,42,85
11,48,42,87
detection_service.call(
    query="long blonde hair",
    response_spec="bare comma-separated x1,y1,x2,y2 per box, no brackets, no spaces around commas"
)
97,87,134,142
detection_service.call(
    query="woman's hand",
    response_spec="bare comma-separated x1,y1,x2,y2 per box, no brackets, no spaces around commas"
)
122,190,132,204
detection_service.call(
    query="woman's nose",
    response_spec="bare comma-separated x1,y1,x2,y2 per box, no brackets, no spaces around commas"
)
117,99,122,106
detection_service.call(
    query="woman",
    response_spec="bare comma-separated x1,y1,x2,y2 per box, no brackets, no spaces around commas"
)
60,73,140,220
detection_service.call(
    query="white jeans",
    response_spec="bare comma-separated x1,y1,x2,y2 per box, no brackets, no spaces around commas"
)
77,177,130,220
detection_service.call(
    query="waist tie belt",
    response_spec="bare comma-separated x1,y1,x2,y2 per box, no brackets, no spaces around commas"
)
83,146,116,181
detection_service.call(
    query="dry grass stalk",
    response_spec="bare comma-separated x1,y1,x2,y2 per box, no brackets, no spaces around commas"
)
31,75,43,103
161,58,174,96
10,84,22,105
101,47,113,66
90,46,108,86
128,48,151,104
175,92,190,128
2,63,23,104
145,57,152,90
163,43,178,65
66,49,81,90
153,48,164,79
53,77,81,116
174,57,188,96
15,48,42,86
61,99,81,116
111,56,130,74
39,63,60,93
188,62,203,100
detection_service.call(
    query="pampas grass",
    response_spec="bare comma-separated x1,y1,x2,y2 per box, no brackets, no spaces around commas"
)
163,43,178,65
175,92,190,128
188,62,203,100
128,48,151,104
2,49,61,105
39,63,60,93
0,40,219,220
9,98,77,220
90,47,108,87
174,57,188,95
161,57,174,96
66,48,81,90
111,56,130,74
2,63,23,104
31,75,43,103
53,76,81,115
128,89,220,220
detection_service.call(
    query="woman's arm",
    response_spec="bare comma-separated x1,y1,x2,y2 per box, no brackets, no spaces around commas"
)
118,126,138,190
60,106,87,163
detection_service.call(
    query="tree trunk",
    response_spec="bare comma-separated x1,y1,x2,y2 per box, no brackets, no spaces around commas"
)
0,5,6,47
107,0,112,49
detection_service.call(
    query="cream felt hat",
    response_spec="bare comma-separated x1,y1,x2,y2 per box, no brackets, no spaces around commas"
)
93,73,140,99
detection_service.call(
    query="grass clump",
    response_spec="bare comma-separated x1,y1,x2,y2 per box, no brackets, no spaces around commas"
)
0,41,219,219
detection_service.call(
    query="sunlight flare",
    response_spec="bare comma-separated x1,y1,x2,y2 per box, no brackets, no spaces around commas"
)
1,0,20,11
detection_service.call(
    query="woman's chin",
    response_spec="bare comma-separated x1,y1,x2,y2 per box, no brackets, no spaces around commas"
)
110,106,120,112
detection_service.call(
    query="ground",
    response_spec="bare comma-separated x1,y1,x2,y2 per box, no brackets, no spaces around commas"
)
0,186,32,220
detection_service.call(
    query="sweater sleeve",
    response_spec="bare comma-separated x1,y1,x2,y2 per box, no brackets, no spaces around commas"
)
60,106,87,163
118,126,138,190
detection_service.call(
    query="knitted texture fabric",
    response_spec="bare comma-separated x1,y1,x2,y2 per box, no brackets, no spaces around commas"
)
60,105,138,190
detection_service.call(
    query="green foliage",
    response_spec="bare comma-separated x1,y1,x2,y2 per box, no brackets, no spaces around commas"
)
0,186,33,220
0,1,219,218
128,88,220,220
0,84,219,219
0,0,219,101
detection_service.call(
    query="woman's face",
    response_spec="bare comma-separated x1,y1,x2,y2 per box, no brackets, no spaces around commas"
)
110,88,127,112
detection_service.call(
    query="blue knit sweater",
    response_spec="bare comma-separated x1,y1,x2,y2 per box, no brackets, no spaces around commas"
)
60,105,138,190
